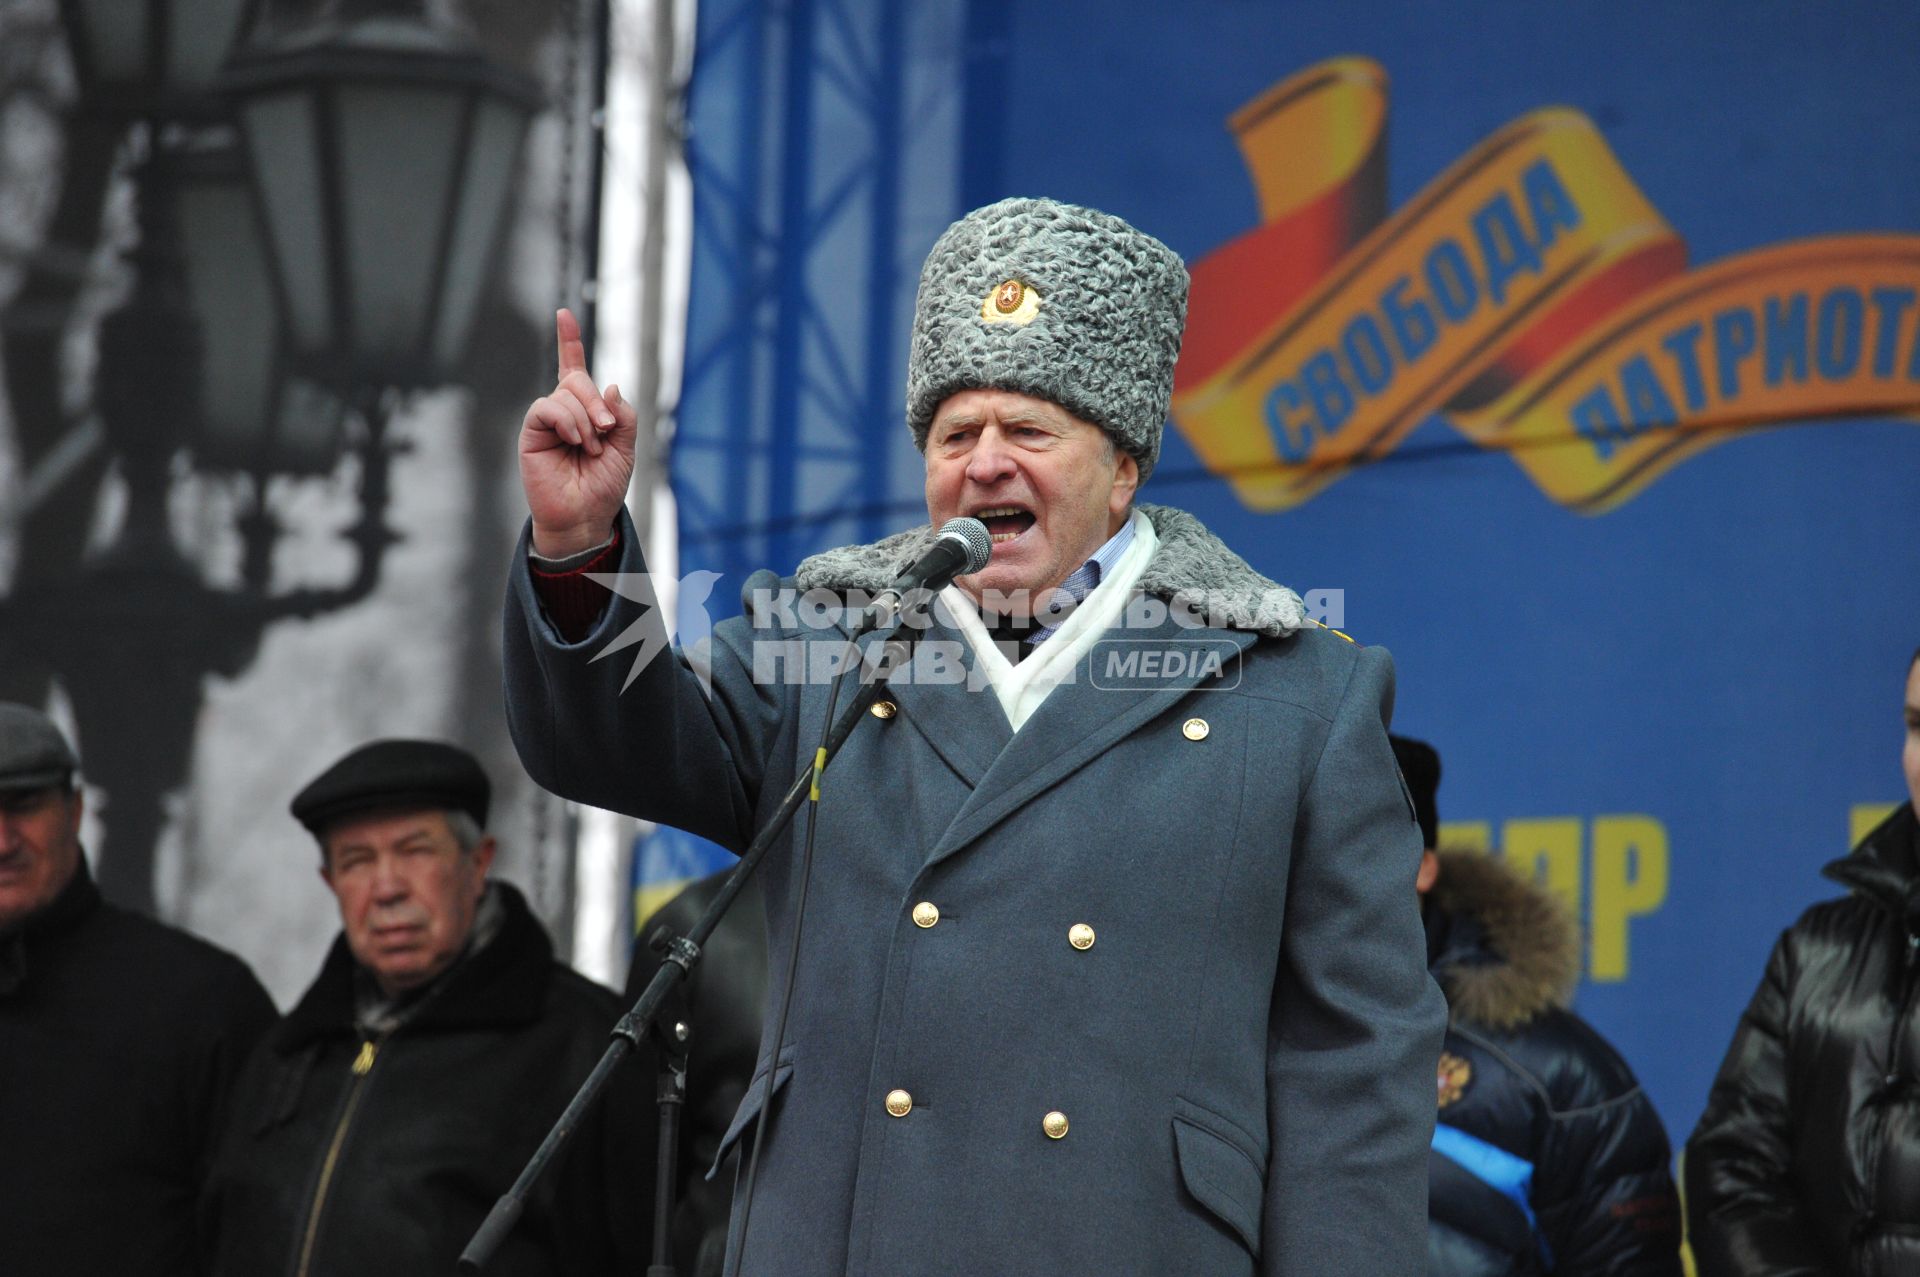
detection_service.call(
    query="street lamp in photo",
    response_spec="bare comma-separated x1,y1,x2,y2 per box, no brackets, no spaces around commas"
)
173,137,351,589
57,0,261,121
223,8,541,396
6,0,536,914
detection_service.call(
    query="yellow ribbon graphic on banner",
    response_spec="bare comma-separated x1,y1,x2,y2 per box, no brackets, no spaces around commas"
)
1172,57,1920,512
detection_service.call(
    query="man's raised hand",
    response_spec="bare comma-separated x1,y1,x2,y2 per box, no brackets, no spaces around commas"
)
519,308,638,558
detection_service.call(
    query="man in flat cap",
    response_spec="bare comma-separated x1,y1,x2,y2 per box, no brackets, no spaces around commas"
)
202,738,650,1276
506,198,1445,1275
0,702,275,1277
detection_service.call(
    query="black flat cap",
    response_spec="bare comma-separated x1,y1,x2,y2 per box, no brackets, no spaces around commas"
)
1389,735,1441,851
291,739,490,835
0,703,80,793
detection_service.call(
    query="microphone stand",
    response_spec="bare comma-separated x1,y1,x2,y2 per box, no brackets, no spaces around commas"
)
647,1016,688,1277
461,613,922,1272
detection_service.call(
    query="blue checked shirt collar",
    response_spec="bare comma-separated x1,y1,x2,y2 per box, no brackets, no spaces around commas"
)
1026,516,1135,647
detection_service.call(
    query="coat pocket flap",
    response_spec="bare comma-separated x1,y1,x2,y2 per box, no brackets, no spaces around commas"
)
707,1042,796,1180
1172,1099,1265,1257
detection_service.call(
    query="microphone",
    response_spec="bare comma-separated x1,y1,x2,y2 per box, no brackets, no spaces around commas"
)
850,516,992,633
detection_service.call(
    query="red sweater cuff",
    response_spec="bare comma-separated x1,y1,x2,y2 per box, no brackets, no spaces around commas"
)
530,527,622,643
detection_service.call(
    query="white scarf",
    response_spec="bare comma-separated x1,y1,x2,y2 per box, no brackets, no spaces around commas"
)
938,508,1159,731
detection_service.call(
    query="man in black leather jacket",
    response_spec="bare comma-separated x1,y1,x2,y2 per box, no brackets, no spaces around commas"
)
1394,737,1683,1277
1686,648,1920,1277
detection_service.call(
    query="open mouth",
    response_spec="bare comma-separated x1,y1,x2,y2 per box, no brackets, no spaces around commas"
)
972,505,1037,544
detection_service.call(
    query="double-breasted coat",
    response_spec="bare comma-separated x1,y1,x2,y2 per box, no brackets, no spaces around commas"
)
504,503,1446,1276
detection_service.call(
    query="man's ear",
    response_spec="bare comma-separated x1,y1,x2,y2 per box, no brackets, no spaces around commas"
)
1109,450,1140,516
471,835,498,882
1415,850,1440,894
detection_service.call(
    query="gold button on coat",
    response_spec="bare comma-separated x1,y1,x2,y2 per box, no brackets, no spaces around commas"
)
1068,923,1095,950
1042,1111,1069,1139
1182,717,1210,741
870,699,897,719
885,1089,913,1117
912,901,940,928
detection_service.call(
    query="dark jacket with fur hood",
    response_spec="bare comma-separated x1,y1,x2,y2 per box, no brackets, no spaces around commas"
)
1425,850,1682,1277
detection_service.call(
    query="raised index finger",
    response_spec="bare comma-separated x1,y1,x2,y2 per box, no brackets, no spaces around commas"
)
556,307,589,379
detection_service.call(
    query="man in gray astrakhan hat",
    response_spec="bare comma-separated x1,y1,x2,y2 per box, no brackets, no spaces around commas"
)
506,197,1446,1276
0,702,275,1277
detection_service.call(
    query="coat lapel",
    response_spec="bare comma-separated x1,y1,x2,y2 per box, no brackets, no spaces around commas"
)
920,619,1258,869
862,618,1010,789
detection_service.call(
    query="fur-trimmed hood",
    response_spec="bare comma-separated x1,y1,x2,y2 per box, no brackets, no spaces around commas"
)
1426,849,1582,1031
792,502,1307,638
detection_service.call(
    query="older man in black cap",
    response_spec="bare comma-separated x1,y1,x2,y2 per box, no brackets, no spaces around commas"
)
203,738,651,1276
0,702,276,1277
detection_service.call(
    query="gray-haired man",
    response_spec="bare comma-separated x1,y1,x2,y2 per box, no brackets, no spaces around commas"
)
203,738,651,1276
507,198,1445,1275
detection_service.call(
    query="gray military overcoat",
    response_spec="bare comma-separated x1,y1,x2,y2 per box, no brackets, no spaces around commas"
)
504,503,1446,1276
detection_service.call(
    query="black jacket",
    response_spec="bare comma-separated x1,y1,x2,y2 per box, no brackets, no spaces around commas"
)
204,881,653,1277
1685,803,1920,1277
1425,851,1682,1277
0,859,276,1277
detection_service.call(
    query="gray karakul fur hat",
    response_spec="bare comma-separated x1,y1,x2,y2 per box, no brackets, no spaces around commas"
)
905,197,1189,483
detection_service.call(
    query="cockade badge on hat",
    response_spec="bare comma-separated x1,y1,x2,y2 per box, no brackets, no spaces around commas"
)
979,278,1040,326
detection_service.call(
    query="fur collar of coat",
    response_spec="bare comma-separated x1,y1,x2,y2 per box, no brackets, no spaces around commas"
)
792,502,1307,638
1427,849,1582,1031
